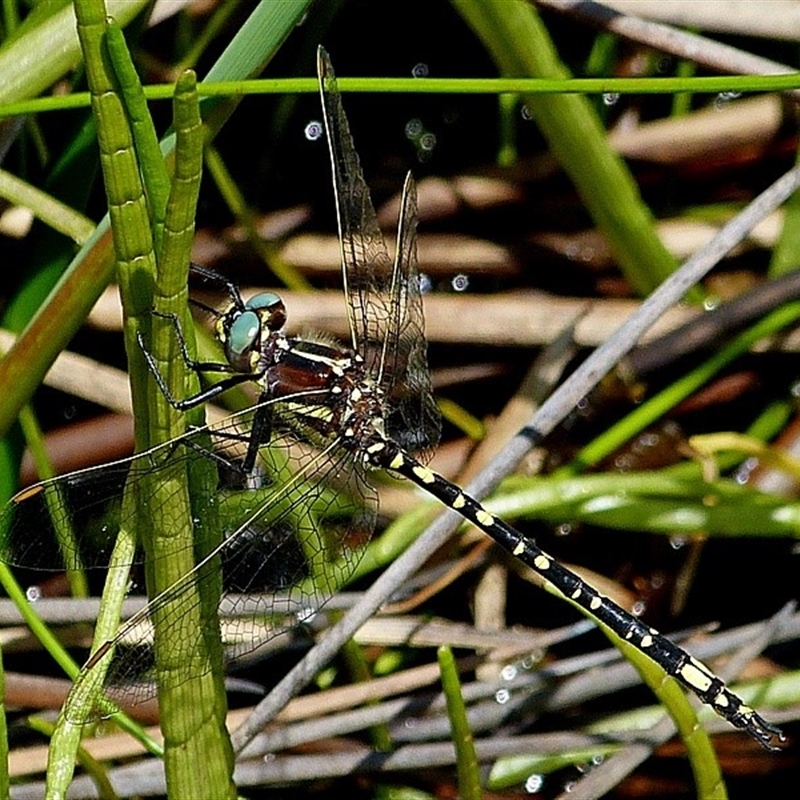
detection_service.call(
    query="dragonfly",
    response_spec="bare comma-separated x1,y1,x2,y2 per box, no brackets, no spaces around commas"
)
2,47,783,750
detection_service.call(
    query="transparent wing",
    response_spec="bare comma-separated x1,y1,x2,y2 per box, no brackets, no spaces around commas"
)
70,427,375,721
1,401,375,721
317,46,392,356
384,174,440,460
317,47,440,459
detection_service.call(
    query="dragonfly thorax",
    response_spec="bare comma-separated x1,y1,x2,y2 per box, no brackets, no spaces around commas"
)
261,337,389,455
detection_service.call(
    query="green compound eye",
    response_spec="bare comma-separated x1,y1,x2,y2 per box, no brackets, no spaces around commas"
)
227,310,260,360
246,292,281,312
246,292,286,331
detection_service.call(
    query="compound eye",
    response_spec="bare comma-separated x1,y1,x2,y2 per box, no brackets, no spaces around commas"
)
227,310,260,364
246,292,286,331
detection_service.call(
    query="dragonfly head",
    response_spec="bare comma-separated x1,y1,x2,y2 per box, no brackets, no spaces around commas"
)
218,292,286,372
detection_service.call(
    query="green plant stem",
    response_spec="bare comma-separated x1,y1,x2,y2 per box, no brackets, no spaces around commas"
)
438,646,481,800
47,1,155,794
147,68,235,797
6,72,800,119
0,168,95,244
28,717,118,800
452,0,686,296
106,22,170,246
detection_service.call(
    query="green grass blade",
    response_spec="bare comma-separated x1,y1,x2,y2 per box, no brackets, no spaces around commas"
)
0,0,312,445
0,168,95,244
438,646,481,800
451,0,684,297
526,590,727,798
28,717,118,800
204,143,311,289
769,151,800,277
0,646,7,799
562,300,800,474
16,404,89,598
0,0,146,103
609,629,727,799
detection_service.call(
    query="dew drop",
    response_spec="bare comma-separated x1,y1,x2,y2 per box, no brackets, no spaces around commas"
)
417,273,433,294
405,118,424,139
657,56,672,73
451,273,469,292
26,585,41,602
411,62,429,78
500,664,518,681
650,573,664,590
525,774,544,793
713,91,741,111
304,120,323,141
602,92,619,106
670,535,687,551
419,132,437,152
296,606,316,624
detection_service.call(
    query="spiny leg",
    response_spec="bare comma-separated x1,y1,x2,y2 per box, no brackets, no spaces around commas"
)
189,262,248,310
137,329,263,411
148,308,242,376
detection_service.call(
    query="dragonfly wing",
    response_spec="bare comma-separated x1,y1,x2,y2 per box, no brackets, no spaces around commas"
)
382,174,440,459
0,410,274,575
317,48,393,358
65,416,376,721
317,48,440,460
3,462,142,573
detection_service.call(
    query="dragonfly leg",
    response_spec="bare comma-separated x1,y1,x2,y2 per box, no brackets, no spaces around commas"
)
137,330,262,411
149,309,240,375
243,399,274,474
